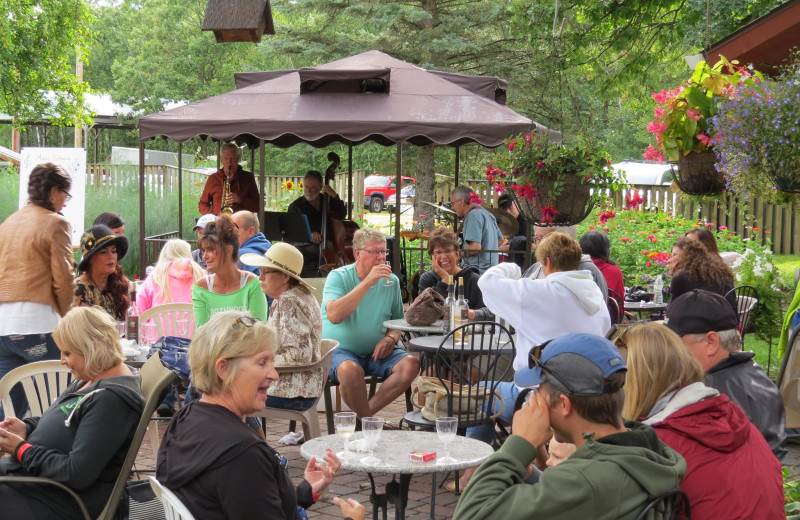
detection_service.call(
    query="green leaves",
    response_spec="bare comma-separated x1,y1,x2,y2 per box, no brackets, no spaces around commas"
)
0,0,94,128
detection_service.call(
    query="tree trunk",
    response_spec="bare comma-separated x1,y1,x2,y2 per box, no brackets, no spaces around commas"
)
415,145,436,231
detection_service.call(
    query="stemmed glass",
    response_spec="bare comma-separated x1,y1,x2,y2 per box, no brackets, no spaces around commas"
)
175,317,189,338
436,417,458,463
334,412,357,460
361,417,385,465
383,261,394,287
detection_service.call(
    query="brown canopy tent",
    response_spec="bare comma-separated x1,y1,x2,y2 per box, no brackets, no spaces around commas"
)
137,50,549,276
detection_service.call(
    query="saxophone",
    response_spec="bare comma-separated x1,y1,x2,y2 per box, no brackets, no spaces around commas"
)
220,176,233,215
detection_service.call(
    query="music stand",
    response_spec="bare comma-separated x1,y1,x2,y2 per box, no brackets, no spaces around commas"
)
263,211,314,243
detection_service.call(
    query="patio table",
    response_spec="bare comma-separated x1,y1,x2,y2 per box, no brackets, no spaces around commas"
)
301,431,493,520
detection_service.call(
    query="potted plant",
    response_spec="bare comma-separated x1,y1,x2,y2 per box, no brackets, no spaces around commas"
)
486,131,624,225
643,57,761,196
713,73,800,200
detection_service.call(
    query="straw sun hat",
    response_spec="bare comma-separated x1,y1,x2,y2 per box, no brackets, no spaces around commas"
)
241,243,312,290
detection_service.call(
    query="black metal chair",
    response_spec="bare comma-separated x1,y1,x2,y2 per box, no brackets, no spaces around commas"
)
723,285,759,345
400,320,515,432
635,489,691,520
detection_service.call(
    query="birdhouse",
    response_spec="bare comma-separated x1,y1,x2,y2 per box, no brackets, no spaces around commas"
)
202,0,275,43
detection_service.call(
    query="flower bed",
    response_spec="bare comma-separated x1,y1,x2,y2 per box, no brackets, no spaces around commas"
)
577,206,790,341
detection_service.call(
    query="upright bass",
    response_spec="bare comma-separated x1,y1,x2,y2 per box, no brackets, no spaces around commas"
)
319,152,359,269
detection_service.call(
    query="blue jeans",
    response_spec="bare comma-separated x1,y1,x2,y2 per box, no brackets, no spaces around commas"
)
466,381,520,443
328,347,411,382
266,396,317,410
0,333,60,420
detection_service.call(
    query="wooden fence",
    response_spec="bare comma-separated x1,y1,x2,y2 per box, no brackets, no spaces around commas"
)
432,178,800,255
262,170,365,215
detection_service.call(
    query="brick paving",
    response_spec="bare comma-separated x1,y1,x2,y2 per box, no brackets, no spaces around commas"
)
133,394,800,520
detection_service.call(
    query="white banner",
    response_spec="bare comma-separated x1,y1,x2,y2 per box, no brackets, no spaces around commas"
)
19,148,87,247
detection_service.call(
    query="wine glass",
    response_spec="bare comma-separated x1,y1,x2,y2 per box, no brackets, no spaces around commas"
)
436,417,459,463
142,320,157,345
383,261,394,287
334,412,357,460
361,417,385,465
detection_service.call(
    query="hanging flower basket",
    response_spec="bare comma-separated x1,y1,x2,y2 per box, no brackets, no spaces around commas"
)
487,132,625,227
510,170,593,226
768,169,800,194
670,150,726,196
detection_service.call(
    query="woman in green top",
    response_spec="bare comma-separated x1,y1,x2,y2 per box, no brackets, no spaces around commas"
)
192,214,267,327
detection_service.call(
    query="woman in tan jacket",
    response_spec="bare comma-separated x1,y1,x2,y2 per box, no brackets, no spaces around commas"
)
0,163,75,420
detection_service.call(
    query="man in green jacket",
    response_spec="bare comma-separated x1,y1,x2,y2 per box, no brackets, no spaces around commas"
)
454,333,686,520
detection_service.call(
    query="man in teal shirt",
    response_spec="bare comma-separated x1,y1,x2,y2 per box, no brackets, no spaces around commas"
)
322,228,419,420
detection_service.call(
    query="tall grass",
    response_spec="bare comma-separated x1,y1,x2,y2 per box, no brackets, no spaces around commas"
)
0,166,204,276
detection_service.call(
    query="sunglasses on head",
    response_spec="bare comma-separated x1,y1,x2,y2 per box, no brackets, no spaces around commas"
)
233,316,260,328
527,339,577,395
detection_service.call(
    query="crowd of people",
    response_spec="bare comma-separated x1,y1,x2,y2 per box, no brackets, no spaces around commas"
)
0,157,791,520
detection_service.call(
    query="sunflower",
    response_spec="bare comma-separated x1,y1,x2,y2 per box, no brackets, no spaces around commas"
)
298,181,304,190
282,180,294,191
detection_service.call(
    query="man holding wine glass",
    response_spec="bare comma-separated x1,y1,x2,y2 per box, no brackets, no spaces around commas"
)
322,228,419,423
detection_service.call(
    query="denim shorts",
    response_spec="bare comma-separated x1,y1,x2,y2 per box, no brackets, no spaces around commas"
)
328,346,411,383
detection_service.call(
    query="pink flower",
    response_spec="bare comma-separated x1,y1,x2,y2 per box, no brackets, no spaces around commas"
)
705,222,715,227
696,133,712,146
536,161,544,168
654,106,665,119
643,145,666,163
686,108,703,121
719,225,727,230
647,234,655,240
646,261,652,267
621,237,630,243
646,121,669,135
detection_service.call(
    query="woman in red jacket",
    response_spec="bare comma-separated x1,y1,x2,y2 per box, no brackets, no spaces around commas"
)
623,323,784,520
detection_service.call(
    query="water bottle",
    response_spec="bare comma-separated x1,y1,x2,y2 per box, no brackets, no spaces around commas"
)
654,275,664,305
443,275,455,334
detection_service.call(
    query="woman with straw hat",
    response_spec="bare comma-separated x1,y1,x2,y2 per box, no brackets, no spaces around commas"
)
242,243,322,411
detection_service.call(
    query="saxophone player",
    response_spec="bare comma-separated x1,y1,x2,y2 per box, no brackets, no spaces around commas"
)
198,143,260,215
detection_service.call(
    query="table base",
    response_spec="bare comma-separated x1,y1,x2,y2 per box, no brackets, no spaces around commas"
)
367,472,442,520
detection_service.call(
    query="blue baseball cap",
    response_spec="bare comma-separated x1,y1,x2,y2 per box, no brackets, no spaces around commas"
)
514,333,626,395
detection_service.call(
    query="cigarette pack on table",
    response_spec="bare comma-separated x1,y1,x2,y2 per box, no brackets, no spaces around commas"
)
408,450,437,462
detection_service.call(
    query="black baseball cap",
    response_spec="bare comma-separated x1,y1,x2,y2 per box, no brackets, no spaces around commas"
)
664,289,738,336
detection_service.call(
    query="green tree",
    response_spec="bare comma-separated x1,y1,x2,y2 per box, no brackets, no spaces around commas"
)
0,0,94,128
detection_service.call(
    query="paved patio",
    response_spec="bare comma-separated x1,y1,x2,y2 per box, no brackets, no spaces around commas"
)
132,390,800,520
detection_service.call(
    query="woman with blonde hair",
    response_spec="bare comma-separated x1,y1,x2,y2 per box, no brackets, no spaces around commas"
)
623,323,783,519
137,239,205,311
0,306,144,519
157,311,344,520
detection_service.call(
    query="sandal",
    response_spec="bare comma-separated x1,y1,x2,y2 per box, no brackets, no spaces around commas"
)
444,480,462,495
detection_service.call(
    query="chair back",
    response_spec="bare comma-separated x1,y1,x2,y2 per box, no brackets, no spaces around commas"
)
723,285,758,342
98,354,178,520
148,476,196,520
0,360,73,418
248,339,338,440
139,303,194,340
778,324,800,430
433,321,515,428
606,288,624,325
635,489,691,520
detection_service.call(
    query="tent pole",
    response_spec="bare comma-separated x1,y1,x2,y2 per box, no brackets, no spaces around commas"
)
259,140,265,229
177,142,183,240
394,143,402,275
348,145,353,219
139,142,146,279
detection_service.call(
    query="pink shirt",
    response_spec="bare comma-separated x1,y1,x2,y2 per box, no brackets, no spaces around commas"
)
137,260,198,311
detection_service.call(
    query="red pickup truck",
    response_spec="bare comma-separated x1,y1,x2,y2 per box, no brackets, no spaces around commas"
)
363,174,416,212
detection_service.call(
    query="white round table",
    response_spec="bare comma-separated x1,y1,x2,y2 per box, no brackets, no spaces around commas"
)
301,431,493,520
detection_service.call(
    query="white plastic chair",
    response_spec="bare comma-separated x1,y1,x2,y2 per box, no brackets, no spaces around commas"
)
247,339,338,440
139,303,195,340
0,360,73,418
148,476,196,520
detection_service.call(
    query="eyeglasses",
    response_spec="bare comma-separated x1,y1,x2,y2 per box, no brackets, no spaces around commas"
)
259,269,281,277
360,249,389,256
431,249,457,256
233,316,259,328
527,339,578,395
61,190,72,202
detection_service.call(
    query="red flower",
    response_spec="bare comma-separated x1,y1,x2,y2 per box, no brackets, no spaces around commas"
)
536,161,544,168
509,141,516,151
621,237,630,242
540,206,559,223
